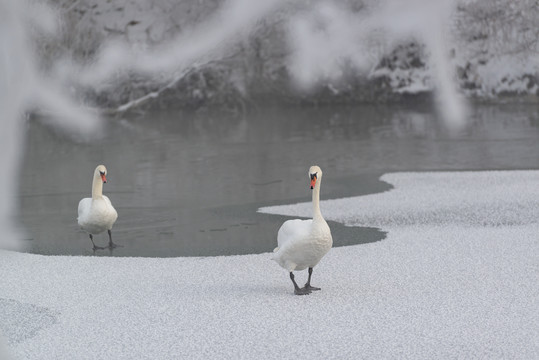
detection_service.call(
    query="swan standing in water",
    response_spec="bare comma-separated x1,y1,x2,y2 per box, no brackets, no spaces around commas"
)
272,166,333,295
78,165,119,250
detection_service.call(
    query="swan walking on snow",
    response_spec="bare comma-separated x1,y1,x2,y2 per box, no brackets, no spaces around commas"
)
78,165,119,250
272,166,333,295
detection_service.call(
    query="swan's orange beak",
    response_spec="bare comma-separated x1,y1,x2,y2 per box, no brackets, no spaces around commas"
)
101,174,107,183
310,178,316,190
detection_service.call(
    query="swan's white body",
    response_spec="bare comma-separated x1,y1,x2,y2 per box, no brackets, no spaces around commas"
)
272,166,333,273
78,165,117,235
78,196,117,234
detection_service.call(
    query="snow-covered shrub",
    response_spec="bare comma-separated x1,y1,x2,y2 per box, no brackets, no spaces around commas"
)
452,0,539,98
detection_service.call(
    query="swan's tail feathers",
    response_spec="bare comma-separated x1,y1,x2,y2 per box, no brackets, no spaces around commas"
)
270,247,280,261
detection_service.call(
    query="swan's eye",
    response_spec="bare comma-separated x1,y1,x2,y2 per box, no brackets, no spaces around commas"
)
100,171,105,175
310,173,317,180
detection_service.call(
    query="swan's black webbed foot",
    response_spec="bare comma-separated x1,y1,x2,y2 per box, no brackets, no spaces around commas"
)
294,287,312,295
290,272,311,295
108,241,122,249
302,267,320,291
107,230,122,249
89,234,106,251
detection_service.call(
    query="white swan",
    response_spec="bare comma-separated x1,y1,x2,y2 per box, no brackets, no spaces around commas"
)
78,165,119,250
272,165,333,295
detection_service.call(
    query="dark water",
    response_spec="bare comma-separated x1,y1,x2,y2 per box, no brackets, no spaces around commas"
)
17,103,539,257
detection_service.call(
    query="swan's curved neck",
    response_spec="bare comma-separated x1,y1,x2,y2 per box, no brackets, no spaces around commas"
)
92,172,103,199
312,178,323,220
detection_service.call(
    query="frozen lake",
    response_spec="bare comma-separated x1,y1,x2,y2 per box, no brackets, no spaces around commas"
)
17,103,539,257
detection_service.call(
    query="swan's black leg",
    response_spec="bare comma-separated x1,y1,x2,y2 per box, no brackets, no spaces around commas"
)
89,234,105,251
290,272,311,295
303,267,321,291
107,229,122,249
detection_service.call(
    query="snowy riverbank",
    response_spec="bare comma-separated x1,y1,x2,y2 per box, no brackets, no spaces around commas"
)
1,170,538,359
28,0,538,111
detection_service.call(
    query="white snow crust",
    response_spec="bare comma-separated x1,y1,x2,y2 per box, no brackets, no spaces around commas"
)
260,170,539,228
1,170,538,359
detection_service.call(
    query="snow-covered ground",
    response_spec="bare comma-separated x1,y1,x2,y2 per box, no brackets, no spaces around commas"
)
1,170,538,359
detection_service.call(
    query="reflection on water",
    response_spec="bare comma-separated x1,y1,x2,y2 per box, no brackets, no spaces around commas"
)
17,103,539,257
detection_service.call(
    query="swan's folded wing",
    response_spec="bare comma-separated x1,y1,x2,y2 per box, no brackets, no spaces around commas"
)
277,219,312,248
102,195,118,222
77,198,91,221
102,195,113,207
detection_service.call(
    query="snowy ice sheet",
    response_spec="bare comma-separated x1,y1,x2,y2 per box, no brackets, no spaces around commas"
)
1,171,538,359
260,170,539,228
